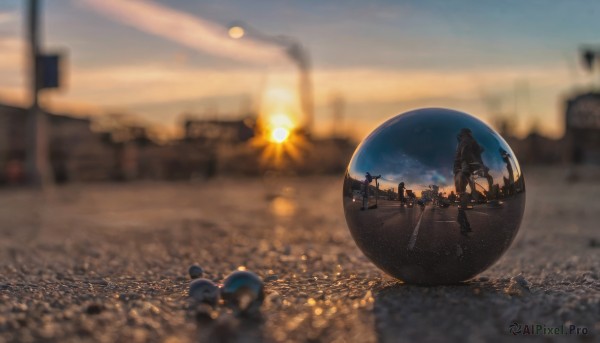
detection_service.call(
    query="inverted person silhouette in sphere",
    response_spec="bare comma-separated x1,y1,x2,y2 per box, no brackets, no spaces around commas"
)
398,182,406,207
500,148,516,196
361,172,374,210
453,128,493,235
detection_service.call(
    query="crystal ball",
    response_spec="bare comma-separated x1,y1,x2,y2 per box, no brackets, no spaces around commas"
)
343,108,526,285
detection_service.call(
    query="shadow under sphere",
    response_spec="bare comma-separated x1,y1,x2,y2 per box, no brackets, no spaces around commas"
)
343,108,526,285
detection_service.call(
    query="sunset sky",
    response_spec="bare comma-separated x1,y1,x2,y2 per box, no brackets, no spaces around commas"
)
1,0,600,139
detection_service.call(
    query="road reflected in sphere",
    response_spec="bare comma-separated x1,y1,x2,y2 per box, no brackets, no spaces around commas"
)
343,108,526,285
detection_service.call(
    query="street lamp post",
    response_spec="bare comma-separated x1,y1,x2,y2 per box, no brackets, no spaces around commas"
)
581,45,600,86
228,22,314,136
26,0,62,187
26,0,51,188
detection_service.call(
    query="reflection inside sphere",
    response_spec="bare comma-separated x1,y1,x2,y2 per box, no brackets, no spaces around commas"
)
343,108,525,285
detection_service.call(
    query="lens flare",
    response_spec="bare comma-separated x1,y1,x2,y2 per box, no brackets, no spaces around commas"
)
249,84,308,169
249,112,307,170
268,113,294,128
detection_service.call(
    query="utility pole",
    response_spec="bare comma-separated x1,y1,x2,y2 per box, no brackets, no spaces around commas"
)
287,42,314,136
329,94,344,138
228,22,314,136
581,46,600,88
26,0,51,188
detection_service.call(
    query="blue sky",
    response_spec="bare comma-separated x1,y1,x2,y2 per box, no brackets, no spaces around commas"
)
348,108,516,192
1,0,599,139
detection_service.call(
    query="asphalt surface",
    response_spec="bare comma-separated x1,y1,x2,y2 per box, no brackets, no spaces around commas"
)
344,195,525,285
0,167,598,342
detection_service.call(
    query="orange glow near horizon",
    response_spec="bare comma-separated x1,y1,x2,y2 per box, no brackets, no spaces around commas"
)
267,113,295,129
259,85,300,146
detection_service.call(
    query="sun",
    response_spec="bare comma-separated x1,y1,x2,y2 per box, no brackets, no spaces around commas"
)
265,113,294,144
270,127,290,143
249,111,308,169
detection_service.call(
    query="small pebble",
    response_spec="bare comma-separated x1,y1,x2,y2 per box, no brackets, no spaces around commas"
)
188,265,204,279
221,271,264,316
504,274,530,296
264,274,279,282
189,279,219,307
514,275,530,289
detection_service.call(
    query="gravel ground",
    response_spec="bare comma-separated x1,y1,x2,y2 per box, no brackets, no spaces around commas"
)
0,167,598,342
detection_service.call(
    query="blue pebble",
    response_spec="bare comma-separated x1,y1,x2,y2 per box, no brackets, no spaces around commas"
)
188,264,204,279
221,271,264,316
189,278,219,307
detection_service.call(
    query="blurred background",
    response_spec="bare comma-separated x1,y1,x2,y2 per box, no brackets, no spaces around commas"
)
1,0,599,186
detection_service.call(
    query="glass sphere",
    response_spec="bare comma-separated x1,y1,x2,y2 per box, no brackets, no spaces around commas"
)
343,108,525,285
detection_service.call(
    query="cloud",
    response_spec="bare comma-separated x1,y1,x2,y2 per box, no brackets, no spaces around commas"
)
59,63,265,106
82,0,285,64
0,11,16,24
0,37,26,106
27,60,568,139
312,65,571,105
50,61,571,107
0,37,23,71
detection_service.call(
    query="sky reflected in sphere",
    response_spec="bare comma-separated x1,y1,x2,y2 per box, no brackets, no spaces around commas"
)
343,108,526,285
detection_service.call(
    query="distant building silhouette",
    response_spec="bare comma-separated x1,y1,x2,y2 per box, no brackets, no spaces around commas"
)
0,103,116,184
1,104,358,185
564,92,600,165
506,132,563,165
184,117,255,144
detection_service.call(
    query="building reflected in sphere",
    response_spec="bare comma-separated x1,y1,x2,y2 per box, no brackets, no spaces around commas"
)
343,108,526,285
